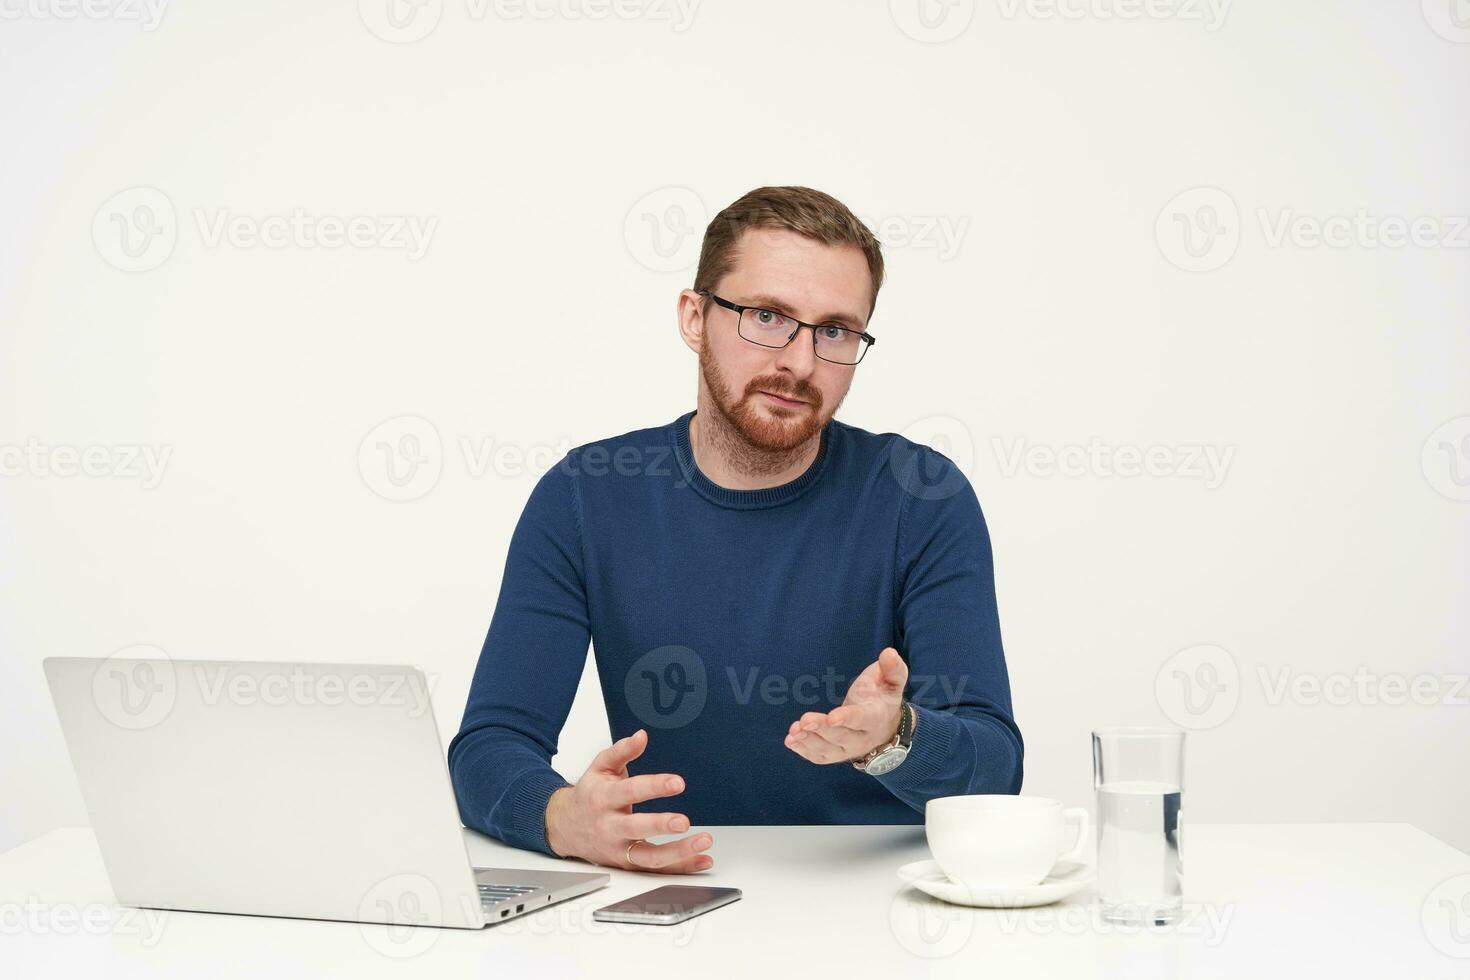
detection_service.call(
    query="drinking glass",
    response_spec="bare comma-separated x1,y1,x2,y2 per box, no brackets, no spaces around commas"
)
1091,726,1184,924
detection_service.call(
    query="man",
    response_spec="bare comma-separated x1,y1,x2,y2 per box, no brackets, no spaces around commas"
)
448,186,1022,875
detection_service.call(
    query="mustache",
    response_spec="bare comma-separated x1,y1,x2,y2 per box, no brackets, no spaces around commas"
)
751,383,818,405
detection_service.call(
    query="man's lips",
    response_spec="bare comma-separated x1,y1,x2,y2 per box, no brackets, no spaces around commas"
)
760,390,809,406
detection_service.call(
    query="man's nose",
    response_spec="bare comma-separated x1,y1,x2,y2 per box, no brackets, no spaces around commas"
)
772,325,819,376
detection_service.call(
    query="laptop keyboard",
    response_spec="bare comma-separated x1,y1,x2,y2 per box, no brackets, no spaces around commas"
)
478,883,539,906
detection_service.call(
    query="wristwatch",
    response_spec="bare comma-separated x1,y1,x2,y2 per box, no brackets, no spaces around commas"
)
852,701,916,775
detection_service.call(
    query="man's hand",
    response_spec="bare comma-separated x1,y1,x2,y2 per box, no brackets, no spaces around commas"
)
544,728,714,872
784,647,907,765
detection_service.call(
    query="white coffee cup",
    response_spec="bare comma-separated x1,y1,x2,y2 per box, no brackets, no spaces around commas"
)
925,794,1091,889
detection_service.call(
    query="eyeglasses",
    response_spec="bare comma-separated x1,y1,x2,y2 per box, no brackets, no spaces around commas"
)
697,289,876,366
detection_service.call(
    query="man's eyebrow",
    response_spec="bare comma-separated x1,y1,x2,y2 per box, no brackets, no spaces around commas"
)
742,294,866,330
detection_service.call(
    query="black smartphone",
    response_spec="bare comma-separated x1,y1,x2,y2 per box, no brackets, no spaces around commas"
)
591,885,742,925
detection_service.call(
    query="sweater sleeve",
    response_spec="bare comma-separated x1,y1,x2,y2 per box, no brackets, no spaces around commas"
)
872,444,1024,807
447,452,589,856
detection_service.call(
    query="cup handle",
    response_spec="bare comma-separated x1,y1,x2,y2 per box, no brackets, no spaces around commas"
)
1058,806,1091,865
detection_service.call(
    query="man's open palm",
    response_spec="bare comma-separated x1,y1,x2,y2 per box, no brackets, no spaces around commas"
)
784,647,907,765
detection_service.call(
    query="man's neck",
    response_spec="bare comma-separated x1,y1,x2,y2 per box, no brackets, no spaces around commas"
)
689,399,822,491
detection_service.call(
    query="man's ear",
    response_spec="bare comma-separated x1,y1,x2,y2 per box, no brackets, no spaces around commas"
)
676,288,706,355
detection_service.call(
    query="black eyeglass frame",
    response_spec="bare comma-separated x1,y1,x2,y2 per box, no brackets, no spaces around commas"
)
697,289,877,366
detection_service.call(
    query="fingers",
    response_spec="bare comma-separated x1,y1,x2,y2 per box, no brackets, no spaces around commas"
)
878,646,909,689
788,708,861,736
612,808,691,839
786,723,860,763
604,772,686,809
824,705,865,731
842,650,907,705
786,731,852,763
625,832,714,873
593,728,648,774
798,710,861,735
789,711,851,734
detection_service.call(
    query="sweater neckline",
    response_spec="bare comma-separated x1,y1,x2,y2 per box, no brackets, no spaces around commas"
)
671,409,833,510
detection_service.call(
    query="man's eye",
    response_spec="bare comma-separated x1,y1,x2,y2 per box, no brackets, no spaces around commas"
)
819,326,845,340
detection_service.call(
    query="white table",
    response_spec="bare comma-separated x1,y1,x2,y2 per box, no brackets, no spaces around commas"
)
1,823,1466,978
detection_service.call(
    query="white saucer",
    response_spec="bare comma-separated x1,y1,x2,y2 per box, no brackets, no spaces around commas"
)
896,858,1095,908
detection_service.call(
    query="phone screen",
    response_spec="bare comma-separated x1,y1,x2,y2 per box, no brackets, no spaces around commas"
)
595,885,740,920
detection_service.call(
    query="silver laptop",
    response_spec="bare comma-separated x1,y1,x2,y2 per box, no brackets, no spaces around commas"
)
44,656,608,929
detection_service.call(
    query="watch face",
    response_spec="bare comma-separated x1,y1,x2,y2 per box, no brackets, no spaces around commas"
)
864,746,908,775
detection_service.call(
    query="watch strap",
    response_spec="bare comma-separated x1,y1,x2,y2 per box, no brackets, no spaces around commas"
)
853,701,913,770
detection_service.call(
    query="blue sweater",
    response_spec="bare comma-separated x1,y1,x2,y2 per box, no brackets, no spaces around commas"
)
447,409,1023,856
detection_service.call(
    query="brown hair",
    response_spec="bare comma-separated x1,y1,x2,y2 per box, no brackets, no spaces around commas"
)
693,186,885,322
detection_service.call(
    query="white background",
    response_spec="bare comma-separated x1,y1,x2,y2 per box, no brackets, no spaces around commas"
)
2,0,1467,856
